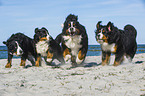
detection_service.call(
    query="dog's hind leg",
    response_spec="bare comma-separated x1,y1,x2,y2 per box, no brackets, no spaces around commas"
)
126,44,137,62
27,55,35,66
113,53,124,66
20,56,26,67
5,54,13,68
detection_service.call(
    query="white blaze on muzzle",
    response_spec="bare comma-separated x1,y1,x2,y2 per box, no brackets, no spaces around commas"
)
97,29,103,40
97,29,105,44
68,22,76,33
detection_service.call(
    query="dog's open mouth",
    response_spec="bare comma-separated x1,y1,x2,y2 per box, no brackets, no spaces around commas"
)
70,32,76,36
69,30,79,36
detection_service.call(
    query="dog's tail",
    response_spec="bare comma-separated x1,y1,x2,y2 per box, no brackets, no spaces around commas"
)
124,25,137,38
55,33,62,44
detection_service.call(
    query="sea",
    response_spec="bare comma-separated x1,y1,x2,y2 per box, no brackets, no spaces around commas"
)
0,45,145,59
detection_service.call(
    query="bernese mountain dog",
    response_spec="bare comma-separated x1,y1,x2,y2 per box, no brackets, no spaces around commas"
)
3,33,37,68
95,21,137,66
34,27,65,67
55,14,88,67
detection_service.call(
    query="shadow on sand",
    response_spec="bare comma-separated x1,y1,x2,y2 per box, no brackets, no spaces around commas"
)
83,62,101,67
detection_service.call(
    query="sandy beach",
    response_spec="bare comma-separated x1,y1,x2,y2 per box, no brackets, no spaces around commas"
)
0,53,145,96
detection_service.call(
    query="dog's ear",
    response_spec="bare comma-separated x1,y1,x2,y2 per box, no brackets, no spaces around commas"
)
3,41,7,45
96,21,102,29
42,27,48,32
42,27,49,34
107,22,113,31
75,15,78,21
35,28,39,33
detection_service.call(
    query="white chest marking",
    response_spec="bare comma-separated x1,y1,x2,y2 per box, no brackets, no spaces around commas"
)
13,41,23,56
63,35,82,56
101,43,116,52
36,41,49,56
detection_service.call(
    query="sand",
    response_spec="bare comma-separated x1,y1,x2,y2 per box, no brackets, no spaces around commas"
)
0,53,145,96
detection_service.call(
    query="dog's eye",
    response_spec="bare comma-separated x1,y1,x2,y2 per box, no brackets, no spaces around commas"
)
68,24,70,26
99,30,101,32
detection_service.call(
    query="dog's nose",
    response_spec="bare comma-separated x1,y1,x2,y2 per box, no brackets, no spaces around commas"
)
70,28,73,32
97,34,100,37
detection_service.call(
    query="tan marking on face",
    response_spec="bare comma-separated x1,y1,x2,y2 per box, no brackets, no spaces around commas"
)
66,30,69,35
76,28,80,34
102,35,108,43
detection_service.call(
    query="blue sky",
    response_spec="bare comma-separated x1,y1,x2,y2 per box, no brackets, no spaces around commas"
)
0,0,145,45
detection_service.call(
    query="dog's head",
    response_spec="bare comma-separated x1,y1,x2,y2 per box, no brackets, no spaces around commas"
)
95,21,119,44
62,14,80,36
3,40,23,56
95,21,109,44
34,27,50,42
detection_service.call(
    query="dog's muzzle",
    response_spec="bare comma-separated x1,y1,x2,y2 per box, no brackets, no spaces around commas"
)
68,27,76,36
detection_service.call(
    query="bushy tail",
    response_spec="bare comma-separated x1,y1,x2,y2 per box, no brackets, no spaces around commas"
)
55,33,62,44
124,25,137,38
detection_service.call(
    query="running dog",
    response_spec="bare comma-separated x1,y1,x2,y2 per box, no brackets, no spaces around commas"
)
95,21,137,66
55,14,88,67
3,33,37,68
34,27,65,67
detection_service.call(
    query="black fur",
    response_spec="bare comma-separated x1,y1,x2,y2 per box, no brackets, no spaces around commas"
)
55,14,88,67
3,33,37,68
34,27,65,66
95,21,137,66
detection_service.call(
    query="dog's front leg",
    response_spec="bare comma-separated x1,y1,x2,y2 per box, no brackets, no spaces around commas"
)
35,55,41,67
20,56,26,66
63,48,71,62
71,55,77,67
76,50,85,65
46,51,53,65
102,51,111,66
5,54,13,68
